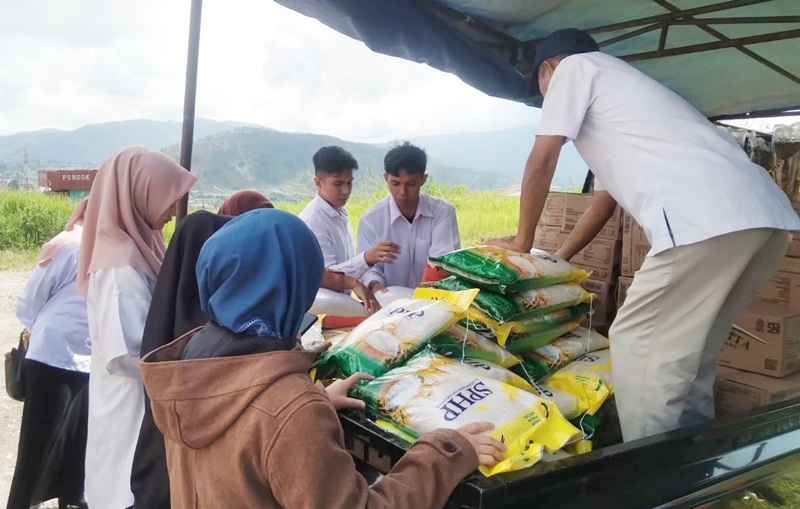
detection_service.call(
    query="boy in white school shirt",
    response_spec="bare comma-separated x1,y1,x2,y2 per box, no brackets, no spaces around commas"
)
358,142,460,292
299,146,400,314
487,29,800,443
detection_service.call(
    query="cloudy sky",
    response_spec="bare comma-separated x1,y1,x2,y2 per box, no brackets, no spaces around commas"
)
0,0,539,142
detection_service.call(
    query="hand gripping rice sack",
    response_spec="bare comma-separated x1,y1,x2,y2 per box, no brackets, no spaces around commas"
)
428,246,590,294
504,319,583,354
512,327,610,383
322,289,477,378
433,276,593,325
429,325,519,368
351,351,581,476
543,348,614,416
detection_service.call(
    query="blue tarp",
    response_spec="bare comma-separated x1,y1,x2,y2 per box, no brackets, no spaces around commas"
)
275,0,800,118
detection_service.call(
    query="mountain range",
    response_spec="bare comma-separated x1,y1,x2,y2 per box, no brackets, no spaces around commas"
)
0,119,589,194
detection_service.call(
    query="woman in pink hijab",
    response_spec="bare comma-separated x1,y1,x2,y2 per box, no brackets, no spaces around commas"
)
77,147,196,509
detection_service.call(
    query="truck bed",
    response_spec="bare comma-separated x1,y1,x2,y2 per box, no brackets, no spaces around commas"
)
341,397,800,508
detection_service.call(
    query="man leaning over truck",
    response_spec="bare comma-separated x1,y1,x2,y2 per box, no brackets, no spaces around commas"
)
487,28,800,442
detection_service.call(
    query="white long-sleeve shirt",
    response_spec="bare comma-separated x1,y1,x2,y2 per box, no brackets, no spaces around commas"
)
84,266,154,509
16,244,91,373
299,193,369,278
358,193,460,288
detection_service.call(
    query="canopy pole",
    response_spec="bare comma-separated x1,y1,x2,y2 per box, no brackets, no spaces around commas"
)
177,0,203,222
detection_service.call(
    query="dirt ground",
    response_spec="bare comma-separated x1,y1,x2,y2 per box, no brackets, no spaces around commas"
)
0,269,60,508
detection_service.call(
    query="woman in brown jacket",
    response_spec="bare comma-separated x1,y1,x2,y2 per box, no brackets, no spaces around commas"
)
140,208,505,509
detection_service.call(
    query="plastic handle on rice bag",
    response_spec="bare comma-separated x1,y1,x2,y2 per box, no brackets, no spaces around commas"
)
352,351,581,477
543,348,614,416
322,294,476,378
412,287,479,312
429,325,519,368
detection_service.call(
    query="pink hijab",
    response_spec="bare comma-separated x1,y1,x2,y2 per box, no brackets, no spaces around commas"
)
77,147,197,295
38,198,89,267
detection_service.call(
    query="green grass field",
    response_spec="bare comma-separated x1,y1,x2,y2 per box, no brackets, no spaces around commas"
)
1,185,522,272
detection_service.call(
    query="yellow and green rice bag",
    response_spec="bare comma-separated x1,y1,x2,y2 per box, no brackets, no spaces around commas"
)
323,290,476,378
513,327,610,383
543,348,614,416
352,350,581,476
432,276,593,324
429,325,519,368
429,246,589,294
461,303,590,345
504,319,583,354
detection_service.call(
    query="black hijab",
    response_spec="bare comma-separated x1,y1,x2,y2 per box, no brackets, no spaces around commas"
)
132,210,231,509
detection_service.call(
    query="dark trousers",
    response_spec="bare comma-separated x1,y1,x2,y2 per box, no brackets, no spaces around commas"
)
6,360,89,509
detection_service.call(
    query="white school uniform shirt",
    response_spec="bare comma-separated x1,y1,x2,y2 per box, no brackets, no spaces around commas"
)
358,193,460,288
536,51,800,256
299,193,369,278
84,266,154,509
15,244,91,373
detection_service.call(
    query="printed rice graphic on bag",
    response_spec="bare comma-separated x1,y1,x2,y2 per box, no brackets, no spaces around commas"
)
543,348,614,416
432,276,593,324
428,246,590,294
322,289,477,378
429,324,519,368
513,327,610,383
352,350,581,476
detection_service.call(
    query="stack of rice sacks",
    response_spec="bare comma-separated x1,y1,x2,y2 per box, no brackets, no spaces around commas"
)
309,248,618,476
427,246,593,351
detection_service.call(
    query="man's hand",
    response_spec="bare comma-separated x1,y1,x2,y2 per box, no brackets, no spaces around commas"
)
455,422,507,466
365,242,401,266
351,281,381,315
325,373,374,410
483,236,529,253
368,281,388,293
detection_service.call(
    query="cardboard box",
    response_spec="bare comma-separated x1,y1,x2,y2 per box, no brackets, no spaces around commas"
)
754,271,800,310
786,232,800,259
533,225,561,253
617,276,634,309
715,366,800,416
582,279,617,325
561,193,623,240
719,302,800,377
540,192,567,227
557,234,619,282
570,238,621,274
780,256,800,274
621,213,650,277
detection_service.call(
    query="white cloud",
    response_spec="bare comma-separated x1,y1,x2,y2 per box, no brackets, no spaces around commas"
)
0,0,535,142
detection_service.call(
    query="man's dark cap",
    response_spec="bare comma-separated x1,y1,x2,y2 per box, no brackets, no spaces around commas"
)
530,28,599,96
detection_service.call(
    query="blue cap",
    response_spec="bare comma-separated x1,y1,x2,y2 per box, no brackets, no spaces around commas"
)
531,28,599,95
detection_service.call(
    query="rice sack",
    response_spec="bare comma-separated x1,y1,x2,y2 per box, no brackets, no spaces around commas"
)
513,328,610,383
504,319,583,354
352,351,581,476
535,384,582,420
457,357,533,392
429,325,519,368
429,246,590,294
323,290,476,378
543,349,614,416
433,276,592,325
462,303,590,345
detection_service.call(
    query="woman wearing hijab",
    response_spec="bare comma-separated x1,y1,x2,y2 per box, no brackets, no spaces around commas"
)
217,189,274,215
139,209,504,509
132,204,375,509
8,200,91,509
77,146,196,509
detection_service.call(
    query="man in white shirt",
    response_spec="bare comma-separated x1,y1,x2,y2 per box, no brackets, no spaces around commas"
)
359,142,461,291
299,146,399,314
488,29,800,442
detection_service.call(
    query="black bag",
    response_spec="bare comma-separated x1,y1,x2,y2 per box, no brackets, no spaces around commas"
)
5,330,28,402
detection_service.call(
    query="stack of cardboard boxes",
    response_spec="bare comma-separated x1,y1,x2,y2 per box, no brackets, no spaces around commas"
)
616,213,650,310
716,237,800,417
533,192,622,329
